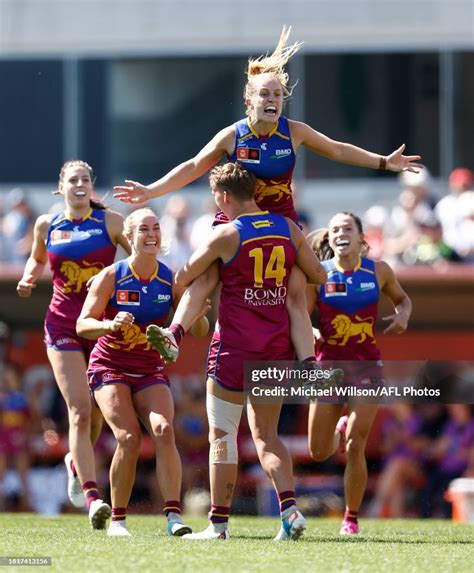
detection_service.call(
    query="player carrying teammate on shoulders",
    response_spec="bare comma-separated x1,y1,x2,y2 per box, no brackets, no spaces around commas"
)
173,162,326,541
114,26,422,367
77,208,209,537
306,212,412,535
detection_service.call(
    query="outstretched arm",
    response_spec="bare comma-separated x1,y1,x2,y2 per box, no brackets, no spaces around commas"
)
113,126,236,204
375,260,412,334
290,120,423,173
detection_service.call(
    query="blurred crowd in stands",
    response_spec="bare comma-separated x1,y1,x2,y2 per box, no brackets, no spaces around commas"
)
365,167,474,266
1,167,474,269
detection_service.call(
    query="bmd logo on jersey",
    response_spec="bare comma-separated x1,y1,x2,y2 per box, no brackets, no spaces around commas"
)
116,290,140,306
358,282,376,291
152,294,172,304
237,147,261,164
325,283,347,297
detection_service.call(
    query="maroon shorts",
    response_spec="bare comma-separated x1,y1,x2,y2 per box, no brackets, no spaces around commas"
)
207,338,295,392
88,366,170,395
44,318,95,359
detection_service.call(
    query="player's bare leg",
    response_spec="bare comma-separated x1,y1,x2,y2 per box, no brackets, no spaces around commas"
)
308,402,345,462
47,348,107,521
183,378,243,540
94,383,141,536
339,404,378,535
134,384,192,536
247,399,306,541
90,401,103,446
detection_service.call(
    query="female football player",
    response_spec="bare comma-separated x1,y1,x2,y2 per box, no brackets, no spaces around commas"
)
77,208,208,536
306,212,412,535
17,160,130,528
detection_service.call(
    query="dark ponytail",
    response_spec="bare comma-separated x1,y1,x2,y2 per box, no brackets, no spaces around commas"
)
307,228,334,260
89,198,107,211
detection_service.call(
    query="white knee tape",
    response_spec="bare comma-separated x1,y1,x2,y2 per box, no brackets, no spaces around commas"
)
207,393,243,465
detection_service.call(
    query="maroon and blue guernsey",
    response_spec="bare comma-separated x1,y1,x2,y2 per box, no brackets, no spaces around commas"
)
317,257,381,361
214,211,297,354
88,258,173,375
215,117,297,225
46,208,116,328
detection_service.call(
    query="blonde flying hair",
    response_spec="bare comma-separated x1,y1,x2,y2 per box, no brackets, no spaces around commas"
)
244,25,303,110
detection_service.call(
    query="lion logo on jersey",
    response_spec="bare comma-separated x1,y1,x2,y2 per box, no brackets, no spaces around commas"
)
60,260,104,293
328,314,375,346
107,324,150,351
255,178,291,203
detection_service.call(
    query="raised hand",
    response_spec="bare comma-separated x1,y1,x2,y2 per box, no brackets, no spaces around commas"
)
386,144,423,173
113,180,149,204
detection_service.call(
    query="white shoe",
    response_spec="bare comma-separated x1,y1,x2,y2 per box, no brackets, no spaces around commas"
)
182,523,229,540
274,508,306,541
64,452,86,508
167,520,192,537
107,520,131,537
146,325,179,363
89,499,112,530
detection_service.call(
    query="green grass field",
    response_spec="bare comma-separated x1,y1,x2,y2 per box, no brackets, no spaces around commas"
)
0,514,472,572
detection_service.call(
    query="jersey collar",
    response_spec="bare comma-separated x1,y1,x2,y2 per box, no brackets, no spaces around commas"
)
247,117,279,139
333,255,361,273
129,259,159,283
65,208,93,223
236,210,270,220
